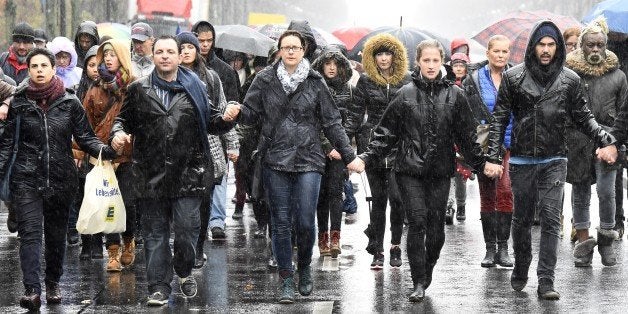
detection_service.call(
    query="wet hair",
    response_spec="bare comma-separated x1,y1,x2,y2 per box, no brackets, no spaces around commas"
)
195,24,214,35
277,30,307,51
415,39,445,61
26,47,56,67
487,35,511,50
152,35,180,54
563,27,581,42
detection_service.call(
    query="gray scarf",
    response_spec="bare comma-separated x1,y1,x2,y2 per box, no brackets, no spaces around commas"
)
277,59,310,94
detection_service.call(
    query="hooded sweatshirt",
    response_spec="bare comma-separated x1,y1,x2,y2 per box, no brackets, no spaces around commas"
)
48,36,83,88
287,20,319,63
73,21,100,68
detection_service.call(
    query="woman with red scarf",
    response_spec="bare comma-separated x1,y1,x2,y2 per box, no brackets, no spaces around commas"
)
0,48,117,311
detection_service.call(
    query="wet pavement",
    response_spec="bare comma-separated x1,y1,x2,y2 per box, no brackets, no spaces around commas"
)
1,171,628,313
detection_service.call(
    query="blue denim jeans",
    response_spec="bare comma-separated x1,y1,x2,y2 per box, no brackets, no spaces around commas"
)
14,191,73,294
572,160,616,230
140,197,201,294
263,167,321,275
209,175,227,229
343,178,358,214
510,160,566,282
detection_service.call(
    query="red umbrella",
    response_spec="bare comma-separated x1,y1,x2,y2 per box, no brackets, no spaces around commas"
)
472,10,582,64
332,27,372,51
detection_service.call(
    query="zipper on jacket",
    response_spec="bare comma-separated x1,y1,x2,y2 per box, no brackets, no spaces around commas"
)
42,111,51,189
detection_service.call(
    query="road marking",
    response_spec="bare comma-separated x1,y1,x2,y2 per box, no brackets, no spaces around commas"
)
321,256,339,271
313,301,334,314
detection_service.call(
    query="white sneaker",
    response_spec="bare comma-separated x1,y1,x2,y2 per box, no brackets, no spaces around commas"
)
179,276,198,298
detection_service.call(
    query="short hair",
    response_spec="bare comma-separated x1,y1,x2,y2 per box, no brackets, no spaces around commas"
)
152,35,180,54
487,35,511,50
26,47,55,67
415,39,445,61
195,24,214,35
277,30,307,51
563,27,581,41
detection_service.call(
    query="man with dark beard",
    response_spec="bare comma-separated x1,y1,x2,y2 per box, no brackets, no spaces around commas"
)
565,17,628,268
484,21,617,300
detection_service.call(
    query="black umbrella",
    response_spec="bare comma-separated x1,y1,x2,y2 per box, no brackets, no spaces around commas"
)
349,26,451,68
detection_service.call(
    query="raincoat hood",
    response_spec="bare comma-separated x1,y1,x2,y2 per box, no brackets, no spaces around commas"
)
48,36,82,87
84,45,99,68
96,39,134,84
192,21,216,53
312,46,353,86
524,20,566,85
450,37,469,56
73,21,99,52
361,33,409,87
288,20,318,61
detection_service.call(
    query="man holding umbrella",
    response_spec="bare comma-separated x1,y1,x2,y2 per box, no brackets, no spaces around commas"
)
484,20,617,300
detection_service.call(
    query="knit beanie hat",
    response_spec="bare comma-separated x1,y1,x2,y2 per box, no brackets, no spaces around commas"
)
451,52,470,65
531,24,560,45
12,22,35,42
176,31,201,53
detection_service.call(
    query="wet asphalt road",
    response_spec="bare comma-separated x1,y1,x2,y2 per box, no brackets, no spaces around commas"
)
1,171,628,313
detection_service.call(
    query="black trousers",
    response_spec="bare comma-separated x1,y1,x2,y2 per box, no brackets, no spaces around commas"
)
317,159,345,232
364,167,404,254
396,174,449,285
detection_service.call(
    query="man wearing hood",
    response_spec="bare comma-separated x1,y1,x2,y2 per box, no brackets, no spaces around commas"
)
191,21,240,102
73,21,100,69
484,21,617,300
565,17,628,268
1,22,35,84
287,20,320,63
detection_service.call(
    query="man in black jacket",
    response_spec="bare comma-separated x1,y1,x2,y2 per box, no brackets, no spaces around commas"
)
192,21,241,102
484,21,616,300
111,36,234,306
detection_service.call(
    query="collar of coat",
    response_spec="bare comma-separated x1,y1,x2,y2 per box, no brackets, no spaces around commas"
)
361,33,409,87
565,48,619,78
256,60,323,84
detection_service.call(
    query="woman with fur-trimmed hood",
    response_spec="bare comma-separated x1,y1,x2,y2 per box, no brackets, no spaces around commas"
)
311,47,362,258
352,33,411,269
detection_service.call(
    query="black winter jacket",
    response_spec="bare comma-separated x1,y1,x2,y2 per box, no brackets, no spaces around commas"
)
111,74,234,198
73,21,100,69
238,62,356,173
487,21,615,164
359,70,484,178
0,86,115,195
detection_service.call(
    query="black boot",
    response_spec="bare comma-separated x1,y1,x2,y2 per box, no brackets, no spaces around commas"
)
495,212,513,267
92,234,104,259
409,283,425,302
79,235,92,260
456,205,466,221
480,212,496,267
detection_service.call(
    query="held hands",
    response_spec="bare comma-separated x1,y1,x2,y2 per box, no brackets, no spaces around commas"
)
112,132,131,152
596,145,618,164
0,102,9,121
347,157,365,173
223,102,241,122
327,149,341,160
483,162,503,179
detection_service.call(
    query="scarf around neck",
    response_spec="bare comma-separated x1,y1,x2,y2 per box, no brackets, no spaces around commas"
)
7,46,28,74
277,59,310,94
26,75,66,112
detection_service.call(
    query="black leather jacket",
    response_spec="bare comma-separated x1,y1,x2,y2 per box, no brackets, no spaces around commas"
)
238,62,355,173
488,21,615,164
359,70,485,178
0,86,115,195
111,74,234,198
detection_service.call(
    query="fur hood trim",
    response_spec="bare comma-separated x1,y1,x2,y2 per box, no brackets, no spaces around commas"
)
361,33,408,87
566,48,620,77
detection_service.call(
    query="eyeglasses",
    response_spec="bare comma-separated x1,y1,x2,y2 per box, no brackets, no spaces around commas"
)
280,46,303,52
565,43,577,48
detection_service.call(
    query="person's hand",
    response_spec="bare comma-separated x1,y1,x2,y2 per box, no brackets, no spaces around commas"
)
483,162,503,179
74,158,83,168
0,103,8,121
327,149,341,160
98,64,116,82
347,157,365,173
112,132,131,151
597,145,618,164
223,102,241,122
227,152,239,163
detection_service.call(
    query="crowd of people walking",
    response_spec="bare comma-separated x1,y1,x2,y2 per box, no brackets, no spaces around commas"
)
0,10,627,310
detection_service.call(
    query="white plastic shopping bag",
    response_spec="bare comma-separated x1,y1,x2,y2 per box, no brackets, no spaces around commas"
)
76,149,126,234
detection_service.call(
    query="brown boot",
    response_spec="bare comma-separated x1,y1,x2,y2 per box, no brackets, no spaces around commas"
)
330,230,341,258
106,244,122,272
120,237,136,266
318,231,330,256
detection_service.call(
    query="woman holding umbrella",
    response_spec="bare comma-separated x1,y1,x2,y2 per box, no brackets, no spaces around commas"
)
350,33,411,269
